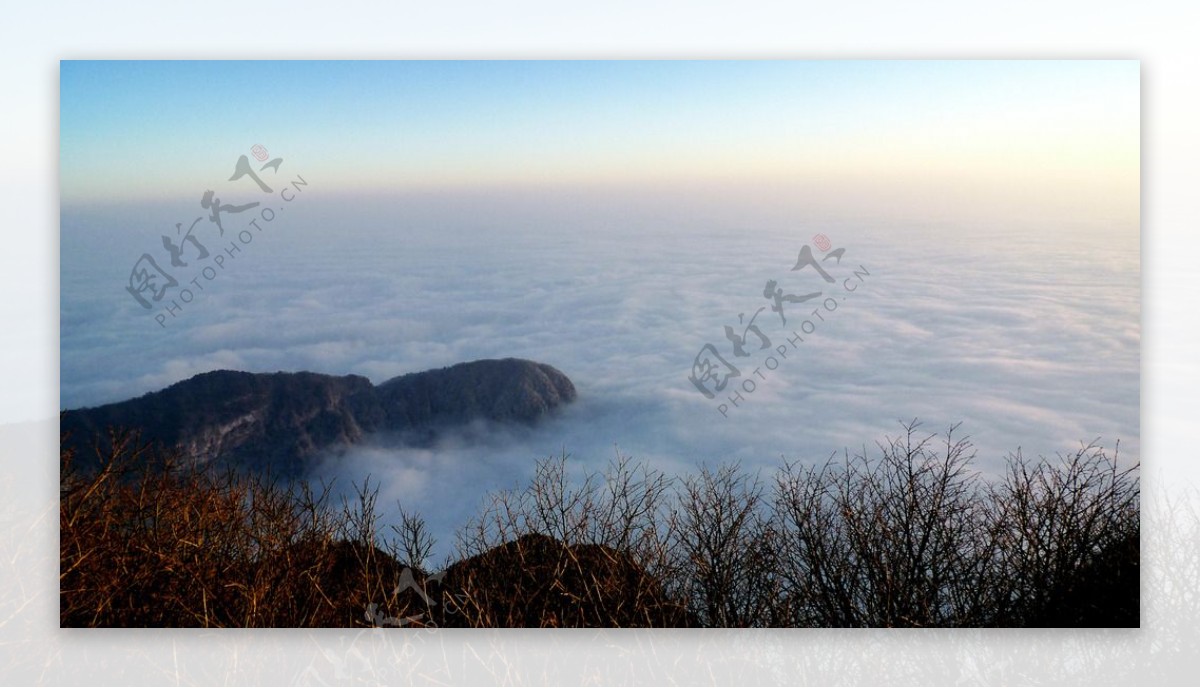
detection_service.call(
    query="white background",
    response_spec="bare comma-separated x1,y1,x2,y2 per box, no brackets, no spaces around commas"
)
2,0,1197,684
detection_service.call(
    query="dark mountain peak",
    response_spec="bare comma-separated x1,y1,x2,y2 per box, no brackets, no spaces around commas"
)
419,533,689,627
61,358,576,477
376,358,576,427
171,368,374,391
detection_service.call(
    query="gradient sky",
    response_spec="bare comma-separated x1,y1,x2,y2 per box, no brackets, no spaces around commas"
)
60,60,1139,221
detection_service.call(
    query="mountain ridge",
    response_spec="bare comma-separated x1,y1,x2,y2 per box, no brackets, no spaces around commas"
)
61,358,576,477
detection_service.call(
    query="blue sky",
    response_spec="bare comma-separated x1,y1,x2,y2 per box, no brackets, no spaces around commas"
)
61,60,1139,219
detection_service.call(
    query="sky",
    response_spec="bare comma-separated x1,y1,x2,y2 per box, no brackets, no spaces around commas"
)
59,60,1140,555
60,60,1138,217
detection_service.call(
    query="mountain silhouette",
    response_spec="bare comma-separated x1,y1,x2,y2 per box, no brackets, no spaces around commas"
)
61,358,576,477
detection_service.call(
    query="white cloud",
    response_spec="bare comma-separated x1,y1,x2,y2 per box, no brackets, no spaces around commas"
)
60,192,1140,549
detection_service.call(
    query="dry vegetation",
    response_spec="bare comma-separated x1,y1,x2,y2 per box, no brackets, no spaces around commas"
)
60,421,1138,628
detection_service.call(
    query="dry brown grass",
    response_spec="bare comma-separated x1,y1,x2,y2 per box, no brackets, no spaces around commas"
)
60,421,1138,627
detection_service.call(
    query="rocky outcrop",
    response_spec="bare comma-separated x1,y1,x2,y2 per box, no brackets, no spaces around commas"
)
385,534,691,628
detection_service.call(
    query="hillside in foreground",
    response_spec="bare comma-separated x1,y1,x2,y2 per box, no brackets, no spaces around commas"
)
60,421,1138,628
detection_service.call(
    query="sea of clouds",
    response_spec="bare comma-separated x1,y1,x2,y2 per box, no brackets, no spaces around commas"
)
60,184,1139,559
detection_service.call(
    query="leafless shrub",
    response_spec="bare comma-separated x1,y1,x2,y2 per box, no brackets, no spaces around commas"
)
61,421,1138,628
390,504,436,571
773,421,991,627
986,440,1139,626
669,463,778,627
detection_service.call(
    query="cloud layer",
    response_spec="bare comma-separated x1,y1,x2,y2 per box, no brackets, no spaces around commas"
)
60,189,1140,552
